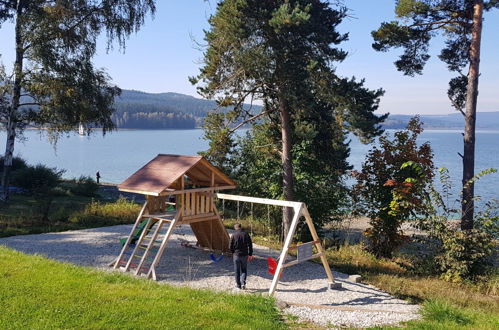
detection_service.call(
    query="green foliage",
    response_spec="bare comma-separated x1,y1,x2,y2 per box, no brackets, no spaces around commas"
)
194,0,386,234
0,0,156,139
68,176,99,197
371,0,492,77
0,156,27,173
11,164,64,221
413,168,498,282
0,246,285,329
69,197,139,226
353,117,435,258
438,229,495,282
12,164,63,194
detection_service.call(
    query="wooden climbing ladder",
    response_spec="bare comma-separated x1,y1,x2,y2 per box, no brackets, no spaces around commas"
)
113,200,180,280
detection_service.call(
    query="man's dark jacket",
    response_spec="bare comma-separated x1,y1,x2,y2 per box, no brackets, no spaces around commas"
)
229,229,253,257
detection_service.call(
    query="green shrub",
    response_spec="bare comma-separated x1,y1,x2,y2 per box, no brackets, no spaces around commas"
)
352,117,434,258
439,229,495,282
69,197,140,226
414,168,498,282
69,176,99,197
12,164,63,193
0,155,28,173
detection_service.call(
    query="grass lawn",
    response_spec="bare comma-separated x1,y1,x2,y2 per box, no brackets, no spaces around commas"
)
0,245,285,329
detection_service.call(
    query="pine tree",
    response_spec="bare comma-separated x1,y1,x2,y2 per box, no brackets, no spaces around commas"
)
192,0,386,236
371,0,498,229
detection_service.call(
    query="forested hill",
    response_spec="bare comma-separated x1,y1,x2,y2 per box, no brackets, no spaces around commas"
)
112,89,499,130
112,90,219,129
383,112,499,130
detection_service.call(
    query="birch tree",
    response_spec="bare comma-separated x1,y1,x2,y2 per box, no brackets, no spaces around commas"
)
0,0,156,200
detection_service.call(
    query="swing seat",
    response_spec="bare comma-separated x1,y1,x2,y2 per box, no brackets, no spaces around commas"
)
210,253,224,262
267,257,278,275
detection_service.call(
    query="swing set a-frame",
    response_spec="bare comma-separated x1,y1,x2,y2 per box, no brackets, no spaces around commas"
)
111,154,340,296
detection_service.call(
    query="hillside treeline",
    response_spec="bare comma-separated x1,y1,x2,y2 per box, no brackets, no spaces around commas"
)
112,109,196,129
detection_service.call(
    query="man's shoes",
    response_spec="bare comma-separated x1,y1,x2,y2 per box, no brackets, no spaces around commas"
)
234,286,241,290
241,285,246,290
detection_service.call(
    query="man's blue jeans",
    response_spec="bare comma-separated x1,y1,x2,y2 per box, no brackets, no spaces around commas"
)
233,255,248,288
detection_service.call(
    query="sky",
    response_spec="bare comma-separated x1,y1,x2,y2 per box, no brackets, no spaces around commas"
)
1,0,499,115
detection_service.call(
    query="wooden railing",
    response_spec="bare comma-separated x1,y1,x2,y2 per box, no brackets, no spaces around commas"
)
182,191,214,216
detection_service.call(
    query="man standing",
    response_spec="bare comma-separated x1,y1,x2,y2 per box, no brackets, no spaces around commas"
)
229,223,253,290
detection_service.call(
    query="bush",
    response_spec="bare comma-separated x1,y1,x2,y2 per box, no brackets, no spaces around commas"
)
0,155,28,173
69,197,140,226
414,168,498,281
352,117,434,258
69,176,99,197
11,164,64,222
12,164,64,193
439,229,495,282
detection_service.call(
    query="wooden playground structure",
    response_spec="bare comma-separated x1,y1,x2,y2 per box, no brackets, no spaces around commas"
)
112,154,340,296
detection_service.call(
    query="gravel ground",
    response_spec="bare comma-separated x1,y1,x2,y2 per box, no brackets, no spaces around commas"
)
0,224,420,328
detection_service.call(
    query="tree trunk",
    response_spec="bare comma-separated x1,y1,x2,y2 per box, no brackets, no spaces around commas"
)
1,2,24,201
461,0,483,230
279,94,295,239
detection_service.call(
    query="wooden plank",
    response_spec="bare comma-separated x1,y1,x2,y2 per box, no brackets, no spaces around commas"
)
216,193,302,208
118,187,160,196
210,172,215,212
178,216,219,225
180,176,184,217
200,194,205,214
160,185,236,196
302,206,335,284
186,192,191,216
182,212,216,221
194,192,198,215
142,211,176,219
113,201,148,269
269,204,303,296
282,252,324,268
288,240,321,251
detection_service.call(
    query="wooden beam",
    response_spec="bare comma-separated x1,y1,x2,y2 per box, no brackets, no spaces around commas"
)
288,240,320,251
182,212,216,221
216,193,302,208
302,205,335,284
161,186,236,196
268,204,303,296
118,188,160,196
282,252,324,268
179,216,219,225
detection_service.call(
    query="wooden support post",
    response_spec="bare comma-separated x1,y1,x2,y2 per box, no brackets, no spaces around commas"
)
268,203,303,296
180,176,184,217
302,206,338,287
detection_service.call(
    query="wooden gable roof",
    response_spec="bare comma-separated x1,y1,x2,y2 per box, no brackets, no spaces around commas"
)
118,154,236,196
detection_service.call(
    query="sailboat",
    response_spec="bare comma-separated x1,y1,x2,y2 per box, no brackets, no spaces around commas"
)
78,122,85,136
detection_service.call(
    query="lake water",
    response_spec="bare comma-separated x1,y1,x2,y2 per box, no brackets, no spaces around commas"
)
2,129,498,203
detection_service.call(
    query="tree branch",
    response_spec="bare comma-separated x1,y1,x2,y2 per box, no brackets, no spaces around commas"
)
18,102,40,107
229,109,271,133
